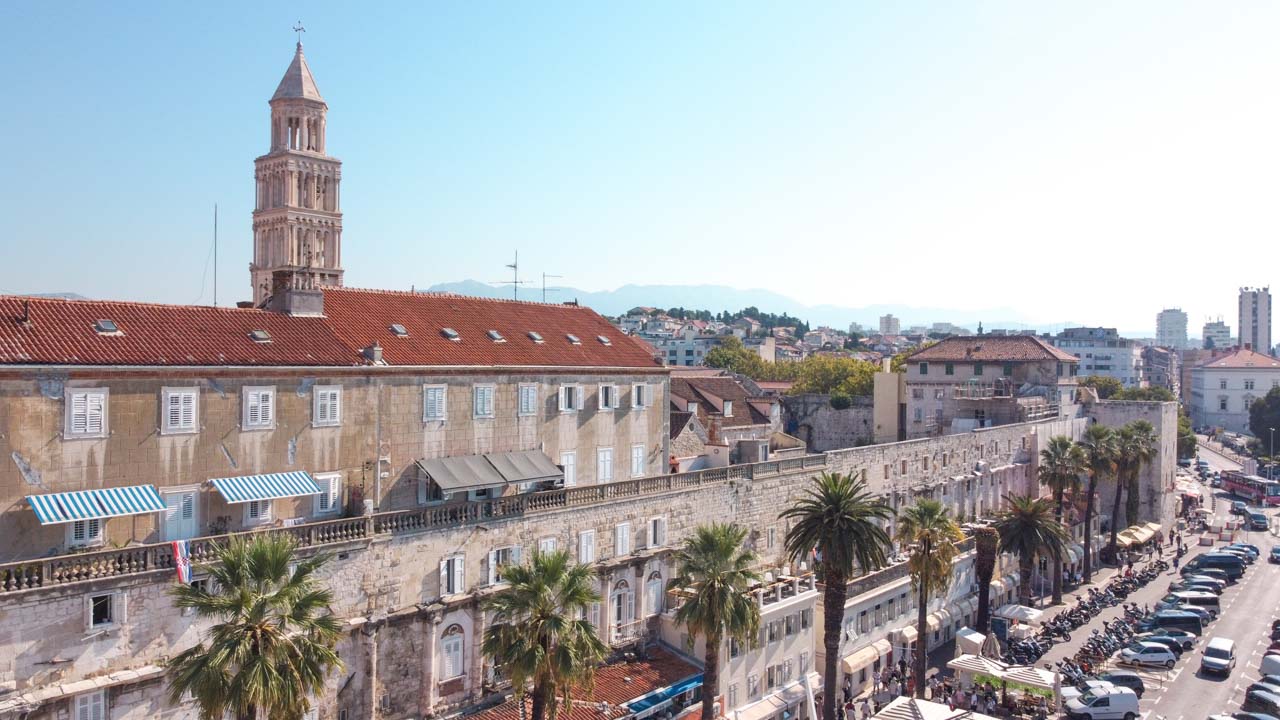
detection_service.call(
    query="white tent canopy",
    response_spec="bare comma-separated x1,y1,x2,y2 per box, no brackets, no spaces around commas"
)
946,654,1008,679
994,604,1044,625
955,626,985,657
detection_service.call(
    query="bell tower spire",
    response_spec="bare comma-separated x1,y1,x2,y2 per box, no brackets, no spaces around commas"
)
250,38,344,305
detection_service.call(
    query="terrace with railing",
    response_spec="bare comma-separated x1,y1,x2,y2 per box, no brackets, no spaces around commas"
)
840,535,976,598
0,454,829,597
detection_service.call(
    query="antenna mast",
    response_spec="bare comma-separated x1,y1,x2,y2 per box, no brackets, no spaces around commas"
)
541,273,562,303
492,251,529,300
213,203,218,307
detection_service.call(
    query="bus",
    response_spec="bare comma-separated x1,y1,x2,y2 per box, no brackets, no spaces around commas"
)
1219,471,1280,506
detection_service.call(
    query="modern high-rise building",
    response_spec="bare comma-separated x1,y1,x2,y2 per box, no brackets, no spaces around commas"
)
1202,319,1232,350
879,313,901,335
1156,308,1188,349
1238,287,1272,355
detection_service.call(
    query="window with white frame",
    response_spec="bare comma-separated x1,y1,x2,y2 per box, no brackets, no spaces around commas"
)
313,385,341,427
313,472,343,516
65,388,108,439
161,387,198,434
729,637,742,658
423,384,447,421
242,386,275,430
631,443,646,478
649,516,667,547
440,555,465,595
244,499,272,526
632,383,650,409
801,608,813,629
723,400,733,417
597,447,614,482
646,571,664,615
577,529,596,563
488,546,522,585
518,384,538,416
598,384,618,410
440,625,465,679
800,651,810,674
728,684,739,709
560,451,576,487
85,591,124,631
74,690,106,720
473,384,495,418
615,522,631,556
67,518,103,548
748,673,760,698
539,537,556,554
559,385,583,413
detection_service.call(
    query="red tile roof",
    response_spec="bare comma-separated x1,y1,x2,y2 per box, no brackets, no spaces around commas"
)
466,647,700,720
0,289,664,369
1198,347,1280,369
906,335,1078,363
0,295,358,367
671,376,770,427
321,288,661,369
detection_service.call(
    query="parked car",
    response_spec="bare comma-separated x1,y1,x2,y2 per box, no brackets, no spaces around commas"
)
1270,546,1280,564
1234,501,1250,515
1189,568,1232,584
1063,687,1140,720
1157,591,1221,617
1250,682,1280,696
1201,637,1237,675
1136,635,1184,657
1229,543,1261,556
1262,654,1280,679
1061,680,1117,704
1174,605,1215,624
1179,458,1193,468
1137,610,1204,636
1232,714,1280,720
1243,690,1280,716
1251,512,1271,532
1120,641,1178,669
1095,670,1145,699
1137,629,1197,650
1182,554,1246,580
1221,546,1258,564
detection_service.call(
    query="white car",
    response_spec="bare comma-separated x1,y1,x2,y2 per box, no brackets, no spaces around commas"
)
1119,641,1177,669
1061,680,1116,703
1063,687,1140,720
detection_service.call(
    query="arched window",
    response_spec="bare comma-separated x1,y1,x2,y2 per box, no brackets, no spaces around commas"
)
646,571,664,615
441,624,465,679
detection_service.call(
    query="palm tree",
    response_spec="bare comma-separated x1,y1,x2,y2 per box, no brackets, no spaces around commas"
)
669,524,761,720
166,534,343,720
1124,421,1158,527
482,549,608,720
1077,423,1118,583
973,526,999,633
1037,435,1085,604
896,499,964,699
993,494,1069,607
781,472,893,720
1107,424,1137,558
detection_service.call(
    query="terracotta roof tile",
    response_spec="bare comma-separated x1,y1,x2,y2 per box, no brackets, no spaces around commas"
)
670,376,765,428
906,336,1078,364
1199,347,1280,369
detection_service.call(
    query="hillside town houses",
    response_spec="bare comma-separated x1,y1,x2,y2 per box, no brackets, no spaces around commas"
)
0,41,1185,720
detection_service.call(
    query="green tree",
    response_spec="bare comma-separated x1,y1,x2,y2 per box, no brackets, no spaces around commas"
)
781,473,893,720
1037,435,1085,604
1249,386,1280,441
166,535,343,720
1177,411,1197,459
669,524,762,720
1121,421,1158,528
1113,386,1175,402
703,336,766,377
1077,424,1118,583
896,499,964,698
789,355,877,396
482,550,608,720
973,526,999,633
1079,375,1123,399
993,495,1069,607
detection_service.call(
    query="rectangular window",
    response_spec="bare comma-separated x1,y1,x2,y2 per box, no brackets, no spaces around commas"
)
649,517,667,547
539,537,556,554
313,472,342,516
74,690,106,720
934,388,945,400
945,362,954,375
65,388,108,438
632,384,649,408
1003,362,1014,376
723,400,734,417
598,384,618,410
488,546,522,585
578,529,595,563
767,665,777,689
597,447,614,482
424,385,447,421
785,613,797,636
518,384,538,416
911,388,924,399
748,674,760,698
767,527,776,549
440,554,465,595
800,652,810,675
1220,378,1228,390
473,385,495,418
67,518,103,549
730,637,742,658
559,385,583,413
85,591,124,630
441,632,464,679
919,362,928,375
1220,396,1229,411
244,499,272,525
631,444,646,478
974,362,984,376
728,684,739,709
161,387,198,434
767,619,781,643
1246,380,1256,390
313,385,341,427
913,407,923,423
242,386,275,430
801,608,813,629
615,522,631,556
560,451,576,487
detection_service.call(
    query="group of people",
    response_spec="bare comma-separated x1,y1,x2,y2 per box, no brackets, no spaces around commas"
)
838,660,916,719
937,680,1050,719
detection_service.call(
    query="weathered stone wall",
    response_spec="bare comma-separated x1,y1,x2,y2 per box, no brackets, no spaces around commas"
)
782,394,874,451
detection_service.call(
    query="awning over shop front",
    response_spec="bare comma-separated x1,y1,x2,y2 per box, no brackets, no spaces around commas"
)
841,639,891,674
210,471,322,503
483,450,564,485
1116,530,1140,547
417,450,564,492
1067,543,1084,563
26,485,166,525
895,624,918,644
733,674,818,720
925,608,951,633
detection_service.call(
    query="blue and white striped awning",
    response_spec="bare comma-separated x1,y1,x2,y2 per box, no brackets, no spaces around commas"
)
210,471,322,504
26,485,166,525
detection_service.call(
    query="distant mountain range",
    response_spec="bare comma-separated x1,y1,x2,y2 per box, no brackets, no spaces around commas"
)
426,280,1083,333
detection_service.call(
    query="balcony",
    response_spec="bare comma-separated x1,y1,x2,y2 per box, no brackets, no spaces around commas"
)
840,535,976,598
610,619,647,646
953,382,1014,400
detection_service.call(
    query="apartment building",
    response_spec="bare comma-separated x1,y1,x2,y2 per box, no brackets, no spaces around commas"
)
1050,327,1144,387
1239,287,1272,357
1189,347,1280,434
1156,309,1188,350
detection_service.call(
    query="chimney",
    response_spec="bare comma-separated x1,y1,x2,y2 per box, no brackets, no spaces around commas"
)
363,342,384,364
882,358,892,372
266,270,325,316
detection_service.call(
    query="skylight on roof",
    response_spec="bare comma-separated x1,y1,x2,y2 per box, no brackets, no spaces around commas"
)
566,334,582,345
93,319,120,335
597,335,612,346
487,330,506,343
441,328,461,342
389,323,409,337
528,331,545,344
249,329,272,343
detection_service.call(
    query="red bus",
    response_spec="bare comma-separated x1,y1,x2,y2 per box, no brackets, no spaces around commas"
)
1220,470,1280,506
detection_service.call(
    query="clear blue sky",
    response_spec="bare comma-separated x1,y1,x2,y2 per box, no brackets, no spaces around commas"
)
2,1,1277,332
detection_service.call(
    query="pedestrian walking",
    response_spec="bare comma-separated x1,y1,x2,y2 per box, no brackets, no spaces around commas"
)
872,669,881,693
861,698,871,720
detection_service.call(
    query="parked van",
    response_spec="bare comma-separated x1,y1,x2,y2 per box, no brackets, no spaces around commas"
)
1250,512,1270,532
1157,591,1221,618
1139,610,1205,636
1201,637,1236,675
1184,553,1246,580
1064,687,1140,720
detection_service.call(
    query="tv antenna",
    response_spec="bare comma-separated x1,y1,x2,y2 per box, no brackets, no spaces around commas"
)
541,273,562,303
492,251,528,300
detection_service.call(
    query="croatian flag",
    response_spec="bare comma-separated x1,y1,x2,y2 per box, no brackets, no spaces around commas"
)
172,540,192,584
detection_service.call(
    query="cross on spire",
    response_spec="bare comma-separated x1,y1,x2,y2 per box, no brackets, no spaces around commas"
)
292,21,306,46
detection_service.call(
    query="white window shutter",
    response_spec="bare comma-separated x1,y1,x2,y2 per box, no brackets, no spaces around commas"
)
86,393,104,435
70,392,88,434
487,550,497,585
575,386,584,410
579,530,594,563
453,556,464,594
180,392,195,429
439,559,449,594
615,524,629,556
654,517,667,546
260,391,273,424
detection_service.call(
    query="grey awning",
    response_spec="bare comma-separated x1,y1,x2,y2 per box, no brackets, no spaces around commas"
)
485,450,563,484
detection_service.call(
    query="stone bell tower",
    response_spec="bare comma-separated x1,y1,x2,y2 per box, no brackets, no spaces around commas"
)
250,42,344,305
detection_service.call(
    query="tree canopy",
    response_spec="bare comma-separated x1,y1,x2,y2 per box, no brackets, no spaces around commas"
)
704,336,882,396
1249,386,1280,441
1079,375,1123,399
1113,386,1176,402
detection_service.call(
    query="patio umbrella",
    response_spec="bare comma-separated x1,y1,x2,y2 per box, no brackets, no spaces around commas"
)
980,632,1003,660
